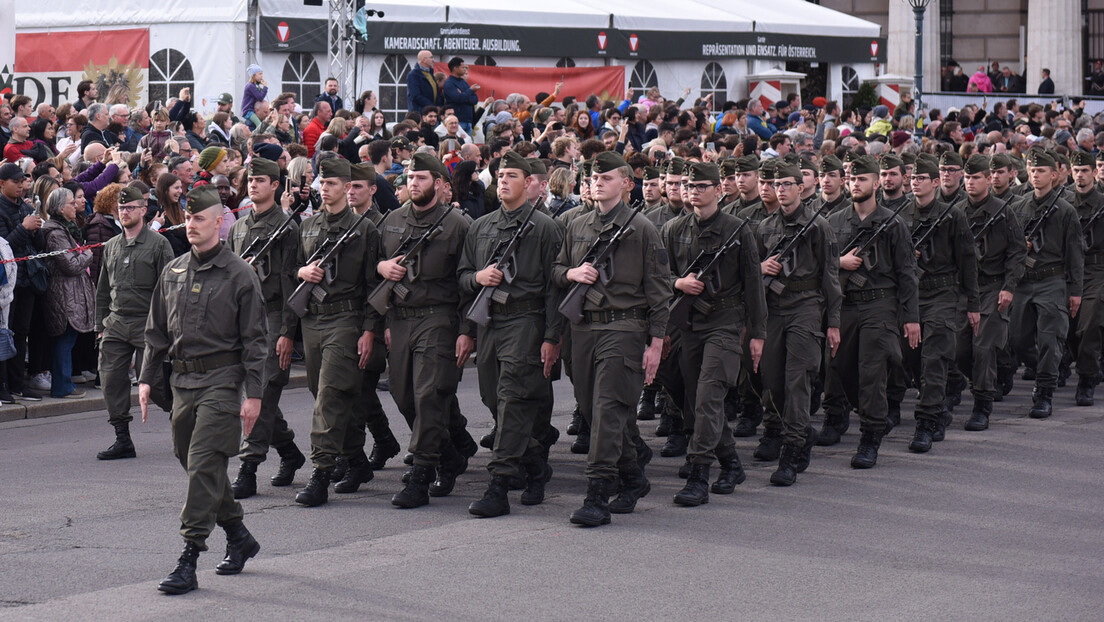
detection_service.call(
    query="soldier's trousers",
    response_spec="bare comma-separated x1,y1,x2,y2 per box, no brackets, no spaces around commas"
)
302,311,363,470
477,313,548,481
913,291,960,422
342,333,389,456
239,309,296,463
99,314,157,425
656,336,687,431
956,283,1010,402
1073,271,1104,381
681,324,741,465
1010,275,1069,390
389,311,460,468
835,298,901,433
170,383,243,550
571,325,646,482
761,306,822,445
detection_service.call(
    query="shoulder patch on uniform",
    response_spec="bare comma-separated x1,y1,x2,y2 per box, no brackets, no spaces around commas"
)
171,267,187,274
656,247,669,266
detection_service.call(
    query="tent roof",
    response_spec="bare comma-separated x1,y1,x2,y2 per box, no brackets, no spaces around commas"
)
718,0,882,37
606,0,753,32
444,0,609,28
257,0,444,22
16,0,248,27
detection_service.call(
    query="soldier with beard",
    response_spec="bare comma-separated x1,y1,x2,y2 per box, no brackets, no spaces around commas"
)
1069,150,1104,406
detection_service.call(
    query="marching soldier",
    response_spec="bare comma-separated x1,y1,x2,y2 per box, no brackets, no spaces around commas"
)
641,166,665,212
939,152,967,206
1069,151,1104,405
798,157,820,209
139,185,268,594
817,155,855,447
525,158,552,215
755,162,840,485
95,185,174,461
722,154,762,216
226,157,308,498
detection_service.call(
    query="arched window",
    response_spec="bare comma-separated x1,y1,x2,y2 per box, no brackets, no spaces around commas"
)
556,57,576,68
282,53,321,105
148,48,194,108
700,62,727,102
474,56,497,67
629,60,658,92
841,65,860,94
379,54,411,123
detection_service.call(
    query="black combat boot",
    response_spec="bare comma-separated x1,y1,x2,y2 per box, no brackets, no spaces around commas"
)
817,408,851,446
634,435,653,469
655,411,672,437
331,456,349,484
723,388,742,422
965,399,992,431
270,442,306,487
932,407,953,442
637,385,658,421
231,461,258,499
158,541,200,594
367,429,401,470
520,458,553,506
1076,376,1097,407
334,451,374,493
996,366,1014,400
908,419,935,453
1029,387,1053,419
570,419,590,454
673,463,710,506
215,519,260,575
295,467,333,506
1022,367,1036,381
566,405,582,435
392,464,433,508
769,444,799,486
753,427,783,461
609,467,650,514
678,456,692,479
734,401,763,437
711,452,746,494
791,426,818,474
850,429,884,469
430,444,467,497
884,399,902,435
479,425,497,450
660,415,688,457
468,475,511,518
569,479,612,527
97,421,136,460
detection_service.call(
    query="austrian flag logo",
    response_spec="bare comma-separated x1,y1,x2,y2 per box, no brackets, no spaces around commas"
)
277,21,290,43
597,31,607,50
870,41,879,57
629,34,639,52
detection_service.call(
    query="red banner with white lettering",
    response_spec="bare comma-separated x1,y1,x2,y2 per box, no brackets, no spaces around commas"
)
15,29,150,107
435,63,625,103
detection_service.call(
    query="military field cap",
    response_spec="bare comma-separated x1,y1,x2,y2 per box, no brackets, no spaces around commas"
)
528,159,548,175
989,152,1014,170
350,161,377,182
880,153,904,172
1055,152,1070,168
593,151,629,174
735,154,760,173
719,159,737,178
409,152,449,177
499,150,532,175
579,159,593,177
774,162,802,182
901,152,917,166
320,157,351,179
964,154,991,175
1070,150,1095,168
249,157,280,180
119,186,145,204
842,150,859,164
391,135,412,149
939,152,964,168
758,159,777,180
850,155,880,176
782,152,800,166
686,162,720,183
666,156,687,176
185,185,222,213
1028,149,1056,169
819,154,844,174
642,166,662,180
799,157,816,172
913,154,940,177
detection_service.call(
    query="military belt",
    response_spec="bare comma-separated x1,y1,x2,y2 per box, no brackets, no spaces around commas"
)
491,298,544,316
582,307,648,324
783,278,819,293
918,274,958,290
978,273,1005,287
844,287,897,303
309,299,363,315
172,352,241,374
394,303,454,320
1022,265,1063,281
265,299,285,313
1086,252,1104,266
700,294,743,313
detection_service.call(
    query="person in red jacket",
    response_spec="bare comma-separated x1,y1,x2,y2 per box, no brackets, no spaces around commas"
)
301,101,332,158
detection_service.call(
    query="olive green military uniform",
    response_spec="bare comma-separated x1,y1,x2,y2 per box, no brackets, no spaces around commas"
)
1071,184,1104,387
96,225,173,424
141,242,267,550
227,198,300,464
458,201,563,481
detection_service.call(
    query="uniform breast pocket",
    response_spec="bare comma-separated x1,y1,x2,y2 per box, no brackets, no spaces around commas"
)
162,275,188,328
611,237,644,286
132,259,159,290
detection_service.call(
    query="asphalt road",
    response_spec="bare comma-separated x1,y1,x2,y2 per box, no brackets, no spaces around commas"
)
1,371,1103,621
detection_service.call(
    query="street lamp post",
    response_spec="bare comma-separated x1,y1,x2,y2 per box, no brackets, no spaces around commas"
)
907,0,932,140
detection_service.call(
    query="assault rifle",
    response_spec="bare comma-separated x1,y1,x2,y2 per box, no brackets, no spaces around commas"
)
839,200,911,289
466,204,538,326
761,202,831,296
558,202,647,324
970,196,1014,261
287,209,374,318
1023,191,1063,268
1081,201,1104,250
911,200,958,268
668,220,749,330
365,205,456,316
238,201,309,281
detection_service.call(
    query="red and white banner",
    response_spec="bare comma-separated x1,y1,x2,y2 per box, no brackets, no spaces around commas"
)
15,28,149,107
435,63,625,104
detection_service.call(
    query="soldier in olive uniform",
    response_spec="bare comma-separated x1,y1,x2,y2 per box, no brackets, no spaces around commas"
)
899,154,979,452
718,159,739,210
293,158,382,507
139,185,268,594
557,160,595,453
1068,151,1104,405
95,185,174,461
984,153,1021,399
553,151,671,527
939,152,967,206
828,156,921,468
798,158,821,209
819,155,852,215
722,155,762,216
1010,150,1083,418
640,166,665,214
756,162,841,484
525,158,552,216
459,152,564,517
226,157,308,498
646,157,686,228
373,153,473,509
817,155,855,446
